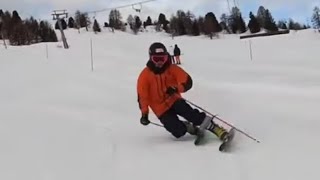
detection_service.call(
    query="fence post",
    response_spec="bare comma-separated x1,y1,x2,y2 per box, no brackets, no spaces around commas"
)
90,38,94,71
46,44,49,59
249,40,253,61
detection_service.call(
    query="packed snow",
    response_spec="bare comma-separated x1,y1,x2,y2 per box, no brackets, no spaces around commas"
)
0,28,320,180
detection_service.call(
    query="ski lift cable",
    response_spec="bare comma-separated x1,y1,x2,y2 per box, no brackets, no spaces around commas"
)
226,0,231,13
87,0,156,14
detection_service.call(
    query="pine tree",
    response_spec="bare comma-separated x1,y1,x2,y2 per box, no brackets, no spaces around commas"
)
312,6,320,29
12,10,21,24
135,16,142,29
192,20,200,36
256,6,266,28
169,15,178,35
145,16,152,26
220,13,230,33
197,16,205,34
143,16,152,28
158,13,166,24
109,9,123,30
176,10,186,35
0,9,3,37
170,10,194,35
9,10,24,45
39,21,57,42
264,9,278,32
248,11,261,33
169,10,188,35
25,17,39,43
229,7,246,33
48,28,58,42
277,20,288,29
127,15,134,29
68,17,75,28
75,10,91,31
93,19,101,33
238,15,247,33
132,15,142,34
204,12,221,38
9,23,27,45
0,9,57,45
158,13,169,32
288,19,303,30
55,18,67,30
184,11,195,35
1,11,12,38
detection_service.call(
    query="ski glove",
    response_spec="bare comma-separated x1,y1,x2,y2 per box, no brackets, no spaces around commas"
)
140,114,150,126
166,86,178,96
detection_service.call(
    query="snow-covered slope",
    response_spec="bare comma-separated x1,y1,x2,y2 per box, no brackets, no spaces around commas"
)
0,29,320,180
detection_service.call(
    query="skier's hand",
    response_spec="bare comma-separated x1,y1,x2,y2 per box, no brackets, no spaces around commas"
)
166,86,178,96
140,114,150,126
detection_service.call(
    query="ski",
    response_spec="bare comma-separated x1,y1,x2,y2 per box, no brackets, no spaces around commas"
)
194,128,236,152
219,128,235,152
194,129,205,146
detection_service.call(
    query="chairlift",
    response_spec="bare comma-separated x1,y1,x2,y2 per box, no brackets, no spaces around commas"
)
132,3,142,13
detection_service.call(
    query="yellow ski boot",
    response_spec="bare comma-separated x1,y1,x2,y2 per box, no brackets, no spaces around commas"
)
209,124,228,141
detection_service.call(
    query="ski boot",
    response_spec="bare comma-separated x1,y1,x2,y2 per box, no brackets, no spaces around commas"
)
208,124,229,141
183,121,199,136
199,115,229,141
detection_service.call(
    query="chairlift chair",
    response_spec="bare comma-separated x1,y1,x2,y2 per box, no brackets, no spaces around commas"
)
132,3,142,13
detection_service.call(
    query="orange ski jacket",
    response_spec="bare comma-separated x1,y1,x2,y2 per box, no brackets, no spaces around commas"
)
137,60,192,118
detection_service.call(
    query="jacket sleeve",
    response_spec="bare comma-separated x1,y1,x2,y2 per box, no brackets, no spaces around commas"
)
171,65,193,93
137,69,150,115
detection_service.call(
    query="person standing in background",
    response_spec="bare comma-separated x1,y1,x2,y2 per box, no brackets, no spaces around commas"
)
173,44,181,65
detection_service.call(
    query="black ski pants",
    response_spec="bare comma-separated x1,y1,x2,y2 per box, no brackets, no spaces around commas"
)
159,99,206,138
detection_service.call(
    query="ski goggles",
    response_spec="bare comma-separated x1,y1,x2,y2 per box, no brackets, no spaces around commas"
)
151,54,168,64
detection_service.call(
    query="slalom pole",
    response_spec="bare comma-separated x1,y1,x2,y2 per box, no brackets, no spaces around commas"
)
184,98,261,143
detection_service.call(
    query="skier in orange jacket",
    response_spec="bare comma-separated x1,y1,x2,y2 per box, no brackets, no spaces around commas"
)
137,42,228,139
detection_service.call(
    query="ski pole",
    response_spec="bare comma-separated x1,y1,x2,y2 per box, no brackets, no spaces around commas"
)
184,98,260,143
214,116,260,143
150,121,164,128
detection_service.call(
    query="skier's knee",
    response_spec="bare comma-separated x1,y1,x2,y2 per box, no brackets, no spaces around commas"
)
171,129,187,138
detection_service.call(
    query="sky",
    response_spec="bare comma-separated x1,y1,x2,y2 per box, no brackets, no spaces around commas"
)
0,0,319,25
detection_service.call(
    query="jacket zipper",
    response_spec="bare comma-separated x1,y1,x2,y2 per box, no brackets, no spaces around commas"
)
155,76,162,100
